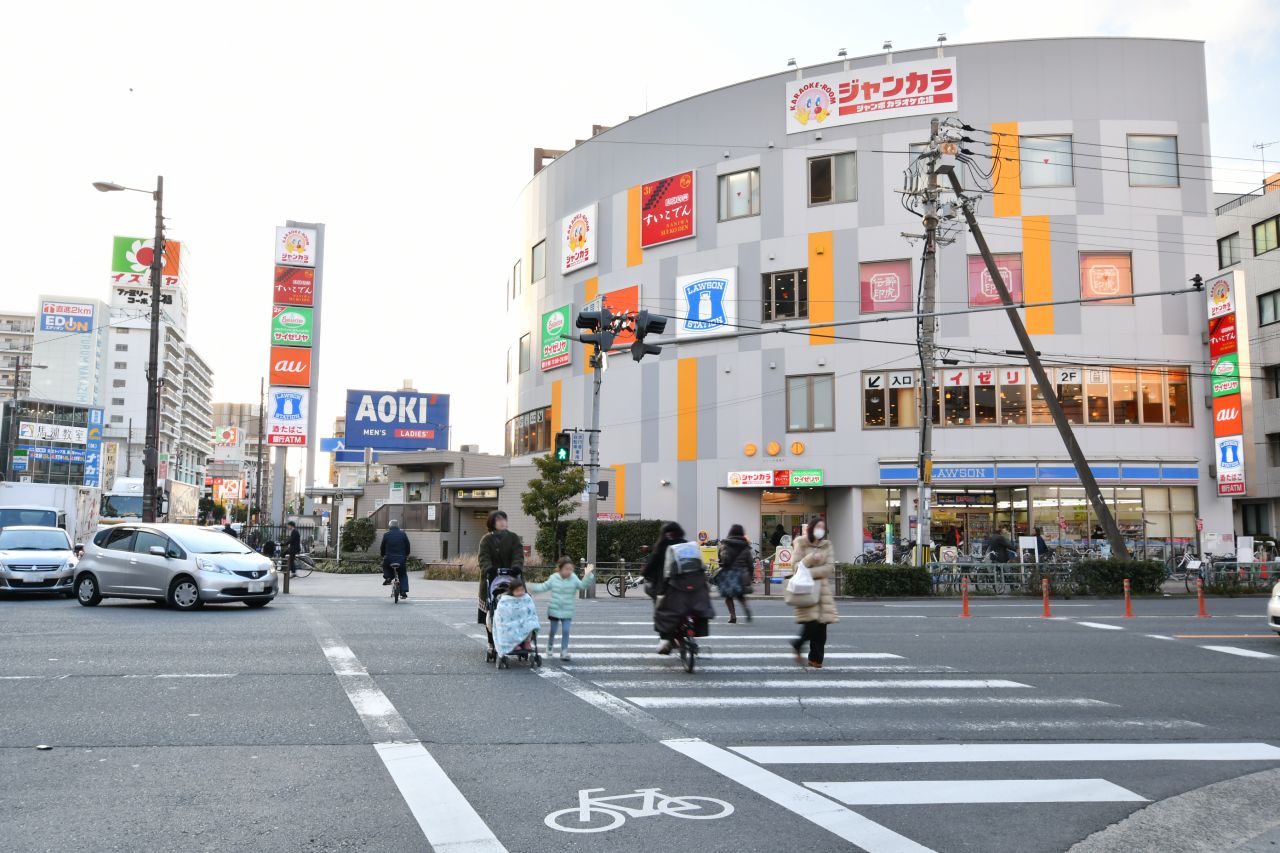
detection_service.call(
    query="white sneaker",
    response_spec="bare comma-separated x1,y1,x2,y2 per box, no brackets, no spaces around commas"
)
561,653,571,661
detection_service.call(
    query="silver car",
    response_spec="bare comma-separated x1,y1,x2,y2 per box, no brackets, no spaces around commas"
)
1268,581,1280,636
75,523,276,610
0,525,78,598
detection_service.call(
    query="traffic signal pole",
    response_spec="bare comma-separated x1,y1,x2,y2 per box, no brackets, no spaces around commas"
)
585,350,603,597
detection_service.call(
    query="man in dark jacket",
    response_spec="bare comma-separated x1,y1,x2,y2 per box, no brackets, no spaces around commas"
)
477,510,525,653
222,521,236,538
986,528,1013,563
380,519,411,598
285,521,301,577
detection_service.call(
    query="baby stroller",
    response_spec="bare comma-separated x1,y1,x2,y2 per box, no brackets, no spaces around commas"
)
485,569,542,669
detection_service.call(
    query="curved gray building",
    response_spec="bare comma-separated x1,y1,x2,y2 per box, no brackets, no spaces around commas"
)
505,37,1225,561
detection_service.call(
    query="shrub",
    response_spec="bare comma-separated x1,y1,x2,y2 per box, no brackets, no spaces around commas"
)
546,519,666,564
838,563,932,597
1071,559,1165,595
340,518,376,554
318,558,380,574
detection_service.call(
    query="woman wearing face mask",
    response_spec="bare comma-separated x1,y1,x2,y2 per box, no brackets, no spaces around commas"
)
789,516,838,668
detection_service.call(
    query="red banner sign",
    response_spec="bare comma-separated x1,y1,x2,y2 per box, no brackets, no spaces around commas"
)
967,254,1023,307
269,345,312,386
1213,394,1243,438
640,171,695,248
1209,314,1237,359
860,260,913,314
274,266,315,306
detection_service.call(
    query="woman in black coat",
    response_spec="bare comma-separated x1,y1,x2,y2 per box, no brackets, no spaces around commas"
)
716,523,753,623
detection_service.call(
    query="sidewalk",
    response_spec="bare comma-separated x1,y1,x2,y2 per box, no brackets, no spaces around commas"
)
278,571,477,600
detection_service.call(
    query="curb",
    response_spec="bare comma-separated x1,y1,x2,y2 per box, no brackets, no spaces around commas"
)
1068,767,1280,853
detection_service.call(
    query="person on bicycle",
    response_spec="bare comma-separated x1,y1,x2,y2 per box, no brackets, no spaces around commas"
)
651,523,714,655
478,510,525,655
285,521,301,577
380,518,411,599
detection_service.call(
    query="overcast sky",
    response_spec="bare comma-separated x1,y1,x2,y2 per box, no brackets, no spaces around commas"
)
2,1,1275,482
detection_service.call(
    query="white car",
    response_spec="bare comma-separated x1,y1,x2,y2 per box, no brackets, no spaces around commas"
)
0,525,78,598
1268,581,1280,636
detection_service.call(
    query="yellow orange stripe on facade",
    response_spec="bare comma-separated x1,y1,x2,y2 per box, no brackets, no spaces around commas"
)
550,380,562,436
991,122,1021,219
1023,216,1053,335
584,277,599,372
611,464,626,515
677,358,698,461
627,185,643,267
808,232,834,345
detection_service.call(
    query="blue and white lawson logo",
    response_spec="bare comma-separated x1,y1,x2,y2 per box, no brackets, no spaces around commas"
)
676,267,737,338
273,391,304,420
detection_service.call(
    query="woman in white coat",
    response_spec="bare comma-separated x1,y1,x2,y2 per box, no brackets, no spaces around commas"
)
789,517,839,668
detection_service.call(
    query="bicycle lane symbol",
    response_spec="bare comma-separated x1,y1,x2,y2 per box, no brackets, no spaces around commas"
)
544,787,734,833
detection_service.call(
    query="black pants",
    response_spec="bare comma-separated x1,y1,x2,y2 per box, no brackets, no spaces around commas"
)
794,621,827,663
724,596,751,619
383,562,409,593
287,554,297,575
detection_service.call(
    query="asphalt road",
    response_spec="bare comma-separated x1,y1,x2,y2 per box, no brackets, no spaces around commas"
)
2,574,1277,853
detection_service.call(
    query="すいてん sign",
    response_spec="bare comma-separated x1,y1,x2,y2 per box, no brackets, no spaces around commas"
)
274,266,314,306
1209,314,1237,359
270,306,313,346
784,56,957,134
966,254,1023,307
676,268,736,338
18,421,87,444
562,204,597,272
344,389,450,451
39,301,94,333
860,260,912,314
640,171,695,248
266,387,309,446
1215,435,1246,496
275,226,318,267
540,305,572,371
269,345,313,386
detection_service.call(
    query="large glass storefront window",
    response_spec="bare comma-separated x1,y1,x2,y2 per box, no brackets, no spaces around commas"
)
504,406,552,457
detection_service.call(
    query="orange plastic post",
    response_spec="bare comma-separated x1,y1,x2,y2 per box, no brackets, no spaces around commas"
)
1041,577,1052,619
960,576,971,619
1262,563,1271,583
1196,576,1210,618
1123,578,1134,618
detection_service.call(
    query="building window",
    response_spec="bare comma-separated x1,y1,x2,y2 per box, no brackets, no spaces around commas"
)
531,240,546,282
763,269,807,321
505,406,552,456
1111,368,1139,424
113,361,127,369
1255,217,1279,256
1260,291,1280,326
808,152,856,205
110,415,123,424
1127,134,1179,187
718,168,760,221
1271,435,1280,468
1086,368,1111,424
114,343,128,352
1265,365,1280,399
1166,369,1191,425
1242,503,1270,536
1139,369,1165,424
512,260,522,298
518,333,530,374
112,379,126,388
999,368,1027,425
1057,368,1084,424
1079,253,1133,305
1217,233,1241,268
111,397,124,406
786,374,834,432
506,347,512,383
1020,135,1073,187
973,370,997,425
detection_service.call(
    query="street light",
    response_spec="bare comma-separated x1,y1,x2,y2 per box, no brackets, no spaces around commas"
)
93,176,165,523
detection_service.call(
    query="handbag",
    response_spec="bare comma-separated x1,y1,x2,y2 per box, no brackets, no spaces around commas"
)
783,563,819,608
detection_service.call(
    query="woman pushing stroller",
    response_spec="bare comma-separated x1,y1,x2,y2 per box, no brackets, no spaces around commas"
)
477,510,525,658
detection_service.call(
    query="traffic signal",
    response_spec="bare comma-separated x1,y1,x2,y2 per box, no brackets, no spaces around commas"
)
596,480,609,500
576,308,616,352
554,431,571,462
630,310,668,362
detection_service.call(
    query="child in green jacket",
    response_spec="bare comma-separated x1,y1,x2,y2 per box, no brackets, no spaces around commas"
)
529,557,595,660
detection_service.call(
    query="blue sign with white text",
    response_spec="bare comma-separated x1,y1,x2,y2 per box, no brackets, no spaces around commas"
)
344,390,450,451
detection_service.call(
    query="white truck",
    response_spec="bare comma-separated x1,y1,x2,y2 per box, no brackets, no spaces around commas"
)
0,481,100,547
100,477,200,526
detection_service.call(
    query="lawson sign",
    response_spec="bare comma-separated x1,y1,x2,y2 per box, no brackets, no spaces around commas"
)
345,390,450,451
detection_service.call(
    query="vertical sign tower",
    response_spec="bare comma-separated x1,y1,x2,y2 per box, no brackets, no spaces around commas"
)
1206,271,1249,500
267,222,324,522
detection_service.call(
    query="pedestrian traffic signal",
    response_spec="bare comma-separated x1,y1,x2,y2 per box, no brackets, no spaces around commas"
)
596,480,609,500
576,308,616,352
629,310,668,362
554,431,571,462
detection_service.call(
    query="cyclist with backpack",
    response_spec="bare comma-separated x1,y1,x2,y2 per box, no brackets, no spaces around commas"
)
651,522,714,656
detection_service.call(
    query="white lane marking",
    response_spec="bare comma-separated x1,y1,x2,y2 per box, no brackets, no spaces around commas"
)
594,679,1030,691
374,742,509,853
1077,622,1126,631
807,779,1147,805
565,665,953,674
534,666,680,741
308,611,507,852
664,738,934,853
1145,634,1178,641
152,673,238,678
733,742,1280,764
913,719,1205,732
527,634,806,640
566,652,904,660
1200,645,1278,659
628,696,1111,709
882,603,1094,608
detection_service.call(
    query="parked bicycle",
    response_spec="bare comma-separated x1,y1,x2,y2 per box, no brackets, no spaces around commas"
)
606,571,644,597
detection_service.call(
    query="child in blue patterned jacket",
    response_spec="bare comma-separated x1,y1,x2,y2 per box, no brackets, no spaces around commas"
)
530,557,595,660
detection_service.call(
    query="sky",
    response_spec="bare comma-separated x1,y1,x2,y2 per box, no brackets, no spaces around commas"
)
2,0,1276,484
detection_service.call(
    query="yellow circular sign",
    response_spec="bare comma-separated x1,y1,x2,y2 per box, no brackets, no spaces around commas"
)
744,443,758,457
766,441,781,457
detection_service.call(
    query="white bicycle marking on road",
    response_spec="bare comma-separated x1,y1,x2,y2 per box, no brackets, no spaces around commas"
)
544,787,734,833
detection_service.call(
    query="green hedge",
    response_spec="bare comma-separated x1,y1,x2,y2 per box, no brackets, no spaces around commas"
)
421,563,570,584
540,519,665,564
838,563,932,597
1070,559,1165,595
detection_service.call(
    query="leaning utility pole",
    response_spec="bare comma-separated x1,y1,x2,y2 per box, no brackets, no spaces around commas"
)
936,159,1130,559
255,378,265,525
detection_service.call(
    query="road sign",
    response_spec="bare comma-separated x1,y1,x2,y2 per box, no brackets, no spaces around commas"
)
776,547,793,564
320,437,345,452
571,431,586,464
1195,517,1204,532
11,448,27,472
697,529,710,544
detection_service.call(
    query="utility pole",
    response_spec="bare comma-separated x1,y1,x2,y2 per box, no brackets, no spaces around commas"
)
937,161,1130,559
255,379,265,526
916,117,941,567
586,347,603,591
141,176,164,523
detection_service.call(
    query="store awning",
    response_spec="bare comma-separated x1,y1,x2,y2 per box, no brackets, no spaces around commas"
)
439,476,505,489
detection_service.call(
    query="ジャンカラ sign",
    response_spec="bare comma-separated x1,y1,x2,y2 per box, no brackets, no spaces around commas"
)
784,57,957,133
275,227,318,267
562,204,597,273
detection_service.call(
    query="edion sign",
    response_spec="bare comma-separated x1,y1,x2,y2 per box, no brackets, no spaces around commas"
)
269,346,312,386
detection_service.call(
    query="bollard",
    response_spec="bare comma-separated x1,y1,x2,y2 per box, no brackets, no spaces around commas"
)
1196,576,1210,618
1041,577,1052,619
1123,578,1134,618
960,576,971,619
1261,563,1271,584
